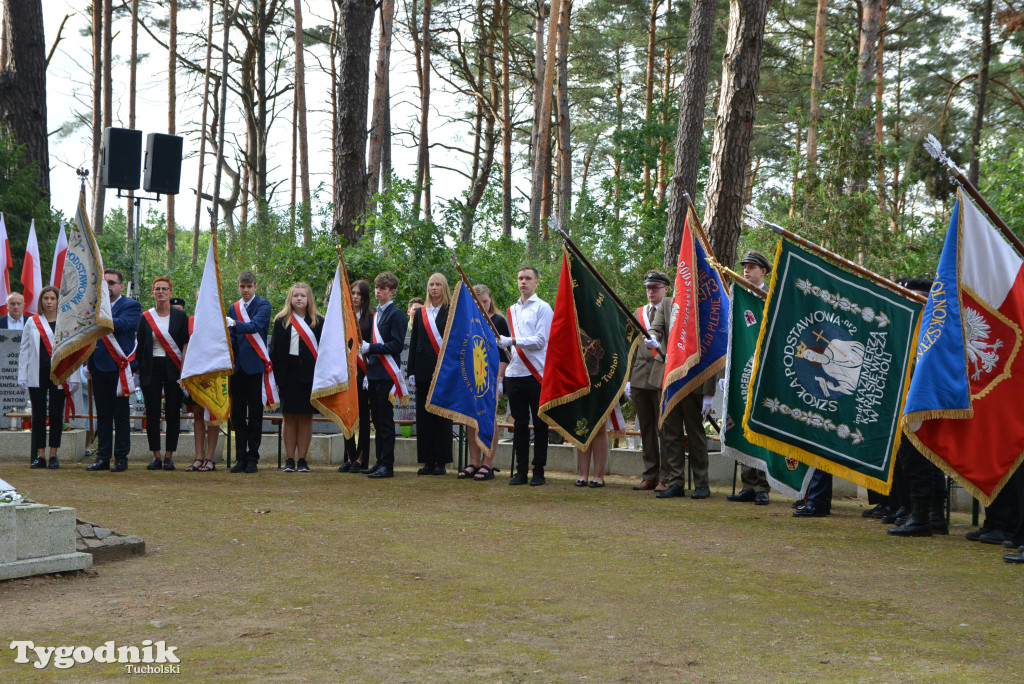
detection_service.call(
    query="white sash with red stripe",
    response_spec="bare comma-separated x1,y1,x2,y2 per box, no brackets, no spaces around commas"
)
373,311,408,403
143,309,184,370
636,306,658,357
234,300,280,408
507,306,543,382
32,315,76,419
100,334,137,396
291,314,319,359
420,305,442,354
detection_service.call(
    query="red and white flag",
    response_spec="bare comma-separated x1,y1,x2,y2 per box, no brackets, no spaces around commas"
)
22,219,42,315
50,221,68,288
0,214,11,316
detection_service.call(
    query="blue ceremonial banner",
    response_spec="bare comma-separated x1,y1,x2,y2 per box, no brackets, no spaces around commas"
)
426,280,501,455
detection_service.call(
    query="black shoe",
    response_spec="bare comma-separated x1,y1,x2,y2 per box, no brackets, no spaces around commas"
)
791,499,806,509
928,502,949,535
368,467,393,478
283,458,296,472
86,458,110,471
862,503,891,519
355,463,372,474
230,460,248,473
110,457,128,472
965,527,992,541
727,489,756,502
888,502,932,537
793,503,829,517
691,486,710,499
509,472,528,486
979,529,1011,545
656,483,686,498
297,459,310,472
30,457,46,469
338,461,353,473
417,465,434,475
146,457,163,470
1002,540,1017,549
588,480,605,488
529,470,546,486
245,461,259,473
431,465,446,476
754,491,770,505
1003,552,1024,564
163,457,175,471
881,505,910,524
47,456,59,470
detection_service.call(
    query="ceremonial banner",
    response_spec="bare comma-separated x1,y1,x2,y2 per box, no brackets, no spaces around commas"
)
722,283,812,499
426,280,500,455
903,191,1024,505
743,240,922,493
311,265,360,437
538,248,641,450
50,191,113,385
659,206,729,425
180,237,233,423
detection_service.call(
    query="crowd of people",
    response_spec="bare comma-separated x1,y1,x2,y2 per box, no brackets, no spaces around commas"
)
9,257,1024,565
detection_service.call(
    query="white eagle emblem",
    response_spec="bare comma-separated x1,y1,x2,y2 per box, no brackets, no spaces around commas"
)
963,307,1003,380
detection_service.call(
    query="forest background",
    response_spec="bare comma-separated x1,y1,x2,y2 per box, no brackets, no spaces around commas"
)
0,0,1022,312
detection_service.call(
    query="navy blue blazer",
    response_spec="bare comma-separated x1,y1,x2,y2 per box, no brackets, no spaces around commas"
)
0,314,26,329
366,302,407,382
228,295,272,376
90,295,143,373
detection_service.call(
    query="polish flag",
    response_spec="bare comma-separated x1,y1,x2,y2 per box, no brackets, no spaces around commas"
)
50,221,68,288
0,214,11,316
22,219,42,315
903,189,1024,505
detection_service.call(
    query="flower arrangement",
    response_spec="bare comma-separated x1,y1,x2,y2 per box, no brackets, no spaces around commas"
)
0,490,25,506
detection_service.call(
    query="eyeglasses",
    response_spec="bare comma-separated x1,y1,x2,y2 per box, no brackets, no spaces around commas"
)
105,279,121,286
153,286,170,292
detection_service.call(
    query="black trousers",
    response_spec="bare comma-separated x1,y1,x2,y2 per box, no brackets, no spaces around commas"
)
231,372,265,463
93,369,131,460
142,358,184,452
368,378,397,469
806,470,833,511
984,477,1020,534
897,439,945,502
344,374,372,466
29,384,65,449
415,373,453,465
505,375,548,472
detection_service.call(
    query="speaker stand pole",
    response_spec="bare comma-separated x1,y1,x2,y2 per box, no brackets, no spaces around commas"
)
117,189,162,298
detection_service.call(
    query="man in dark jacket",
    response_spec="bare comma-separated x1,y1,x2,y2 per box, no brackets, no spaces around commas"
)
227,270,272,473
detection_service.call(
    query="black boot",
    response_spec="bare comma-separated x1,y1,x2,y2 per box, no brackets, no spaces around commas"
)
86,457,110,471
110,456,128,472
888,500,932,537
929,499,949,535
881,505,910,525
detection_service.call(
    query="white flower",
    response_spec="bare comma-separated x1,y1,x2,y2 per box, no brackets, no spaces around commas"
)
837,424,851,439
0,490,24,506
861,307,875,322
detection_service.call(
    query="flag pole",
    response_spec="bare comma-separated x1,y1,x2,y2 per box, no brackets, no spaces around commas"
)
923,134,1024,256
708,258,767,301
448,251,502,339
551,222,663,356
743,211,927,305
333,239,362,346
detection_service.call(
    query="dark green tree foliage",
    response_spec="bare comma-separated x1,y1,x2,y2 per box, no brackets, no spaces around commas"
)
0,133,59,278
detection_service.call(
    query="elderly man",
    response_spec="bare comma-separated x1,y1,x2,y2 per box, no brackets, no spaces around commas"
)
628,270,671,492
0,293,26,329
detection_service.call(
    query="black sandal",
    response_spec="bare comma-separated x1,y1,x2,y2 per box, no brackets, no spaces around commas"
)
474,465,496,481
185,459,203,472
197,459,216,471
457,464,478,479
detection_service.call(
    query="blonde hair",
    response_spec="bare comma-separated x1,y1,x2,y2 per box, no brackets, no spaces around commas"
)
472,284,499,317
425,272,452,307
274,282,320,323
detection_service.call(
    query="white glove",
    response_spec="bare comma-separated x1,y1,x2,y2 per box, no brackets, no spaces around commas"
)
644,337,660,351
17,380,27,392
624,382,631,400
498,335,514,349
497,379,504,396
408,376,416,390
225,317,236,328
359,341,371,354
718,378,727,393
362,376,369,390
701,395,714,418
81,366,91,382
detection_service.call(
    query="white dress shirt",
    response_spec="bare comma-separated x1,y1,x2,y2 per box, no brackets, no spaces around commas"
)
505,294,554,378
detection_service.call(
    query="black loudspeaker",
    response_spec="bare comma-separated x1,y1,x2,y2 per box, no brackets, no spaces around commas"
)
101,127,142,190
144,133,183,195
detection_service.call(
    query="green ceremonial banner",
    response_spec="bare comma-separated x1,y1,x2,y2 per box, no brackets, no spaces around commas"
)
742,240,923,494
722,283,813,499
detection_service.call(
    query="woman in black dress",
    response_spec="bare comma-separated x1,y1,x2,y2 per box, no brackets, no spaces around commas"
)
461,284,510,481
269,282,324,472
408,273,453,475
340,279,374,473
19,286,74,469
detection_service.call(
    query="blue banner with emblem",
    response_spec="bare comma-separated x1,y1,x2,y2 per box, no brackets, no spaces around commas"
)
426,281,500,455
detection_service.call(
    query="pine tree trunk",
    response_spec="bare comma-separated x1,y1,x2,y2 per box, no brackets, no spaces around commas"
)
501,0,512,237
126,0,139,251
331,0,376,244
805,0,827,175
968,0,992,187
849,0,881,195
193,0,216,266
293,0,311,244
555,0,572,229
527,0,546,239
874,0,886,216
643,0,660,195
413,0,432,221
662,0,717,271
656,0,673,203
367,0,395,214
91,0,108,234
461,0,498,242
703,0,770,270
531,0,560,237
167,0,177,256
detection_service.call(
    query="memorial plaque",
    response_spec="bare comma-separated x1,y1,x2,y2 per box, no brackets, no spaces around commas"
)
0,332,27,426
